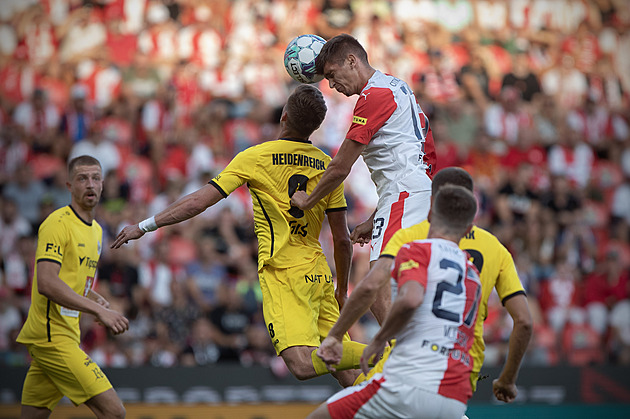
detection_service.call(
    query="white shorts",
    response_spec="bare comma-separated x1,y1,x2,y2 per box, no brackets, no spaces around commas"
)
326,375,467,419
370,190,431,261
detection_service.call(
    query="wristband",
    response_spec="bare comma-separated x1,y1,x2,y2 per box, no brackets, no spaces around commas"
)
138,216,158,232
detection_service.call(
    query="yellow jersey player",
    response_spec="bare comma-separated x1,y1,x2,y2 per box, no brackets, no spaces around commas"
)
318,167,532,403
112,85,368,387
17,155,129,419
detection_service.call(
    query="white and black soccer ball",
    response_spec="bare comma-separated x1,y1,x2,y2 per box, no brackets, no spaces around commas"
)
283,34,326,84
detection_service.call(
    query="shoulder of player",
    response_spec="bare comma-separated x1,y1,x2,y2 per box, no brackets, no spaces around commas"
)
465,225,510,253
39,206,71,229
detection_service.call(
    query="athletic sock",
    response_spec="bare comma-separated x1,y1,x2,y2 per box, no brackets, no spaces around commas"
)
310,341,367,376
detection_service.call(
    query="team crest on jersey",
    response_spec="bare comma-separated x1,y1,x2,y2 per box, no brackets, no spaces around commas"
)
399,259,419,272
352,116,367,125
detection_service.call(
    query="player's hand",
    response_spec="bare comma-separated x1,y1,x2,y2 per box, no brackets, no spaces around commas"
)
290,191,311,210
94,294,110,309
492,377,518,403
317,335,344,371
96,307,129,335
360,339,386,375
110,224,144,249
350,219,373,246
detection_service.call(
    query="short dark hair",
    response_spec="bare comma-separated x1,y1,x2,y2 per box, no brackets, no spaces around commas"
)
315,34,369,75
431,167,474,195
285,84,327,138
431,185,477,237
68,155,101,176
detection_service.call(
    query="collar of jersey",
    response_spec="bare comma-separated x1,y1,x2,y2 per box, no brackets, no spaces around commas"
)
69,205,93,226
279,137,311,144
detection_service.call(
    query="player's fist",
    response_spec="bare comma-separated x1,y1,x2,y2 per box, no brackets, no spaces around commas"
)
290,191,311,210
492,378,517,403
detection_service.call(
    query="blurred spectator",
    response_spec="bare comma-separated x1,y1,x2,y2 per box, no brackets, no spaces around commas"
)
541,53,588,109
582,251,630,334
0,123,28,184
315,0,356,39
98,247,141,317
0,198,32,258
208,283,250,363
484,86,532,147
13,88,60,154
1,233,35,297
57,6,106,63
138,239,186,309
156,279,199,348
59,84,94,144
495,163,541,242
180,317,220,366
501,51,542,102
185,235,228,314
458,48,490,108
418,49,461,104
538,260,582,333
2,165,46,227
567,98,629,158
0,288,22,351
68,124,122,176
548,129,595,188
561,308,605,366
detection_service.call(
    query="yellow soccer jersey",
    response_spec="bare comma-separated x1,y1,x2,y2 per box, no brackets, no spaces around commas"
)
381,219,525,390
211,138,347,270
17,206,103,345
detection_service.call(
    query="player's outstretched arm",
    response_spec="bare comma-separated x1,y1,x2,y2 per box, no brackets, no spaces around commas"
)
493,294,532,403
291,138,365,211
360,280,424,374
327,210,352,310
317,256,392,366
37,261,129,334
111,184,224,249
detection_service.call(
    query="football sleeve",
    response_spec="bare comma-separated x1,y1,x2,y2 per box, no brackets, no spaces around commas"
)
346,87,397,145
209,147,258,197
393,242,431,289
325,181,347,213
494,242,526,305
36,216,68,266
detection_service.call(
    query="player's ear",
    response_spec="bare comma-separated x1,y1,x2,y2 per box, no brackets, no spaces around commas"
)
426,208,432,223
347,54,356,69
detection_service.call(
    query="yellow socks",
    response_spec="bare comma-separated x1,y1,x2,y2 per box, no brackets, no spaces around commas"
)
311,341,367,376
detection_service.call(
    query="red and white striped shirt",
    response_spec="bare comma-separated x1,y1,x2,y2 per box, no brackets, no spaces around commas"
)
346,70,435,204
386,238,481,404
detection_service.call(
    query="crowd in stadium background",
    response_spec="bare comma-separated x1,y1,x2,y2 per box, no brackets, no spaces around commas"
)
0,0,629,374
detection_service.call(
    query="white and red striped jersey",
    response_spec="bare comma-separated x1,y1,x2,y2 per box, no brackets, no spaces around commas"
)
386,238,481,404
346,70,435,204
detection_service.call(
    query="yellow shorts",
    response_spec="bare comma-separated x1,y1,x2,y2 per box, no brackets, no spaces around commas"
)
22,340,112,410
259,256,350,355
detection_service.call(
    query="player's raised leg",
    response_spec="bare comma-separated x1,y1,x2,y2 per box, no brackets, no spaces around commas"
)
84,388,125,419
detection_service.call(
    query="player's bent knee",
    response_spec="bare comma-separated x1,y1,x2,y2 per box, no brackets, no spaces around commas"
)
286,361,316,380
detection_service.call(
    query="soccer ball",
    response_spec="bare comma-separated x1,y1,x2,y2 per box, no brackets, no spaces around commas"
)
284,34,326,84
